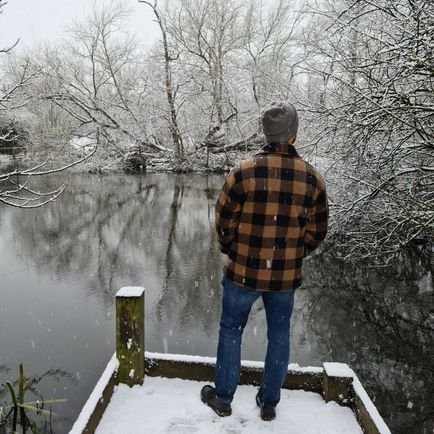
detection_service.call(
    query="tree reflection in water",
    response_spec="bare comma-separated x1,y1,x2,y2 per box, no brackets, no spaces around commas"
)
0,173,432,434
301,251,433,434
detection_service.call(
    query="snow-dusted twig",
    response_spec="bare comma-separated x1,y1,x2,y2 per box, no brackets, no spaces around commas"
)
0,147,97,208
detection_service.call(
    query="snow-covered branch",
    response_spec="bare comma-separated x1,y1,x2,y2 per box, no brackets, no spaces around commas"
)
0,146,97,208
302,0,434,262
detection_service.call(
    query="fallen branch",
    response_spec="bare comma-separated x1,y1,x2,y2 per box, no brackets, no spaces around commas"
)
212,130,262,154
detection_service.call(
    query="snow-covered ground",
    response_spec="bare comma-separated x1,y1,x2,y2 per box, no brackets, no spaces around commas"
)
95,376,363,434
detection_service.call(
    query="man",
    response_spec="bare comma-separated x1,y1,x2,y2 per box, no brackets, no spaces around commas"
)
200,102,329,421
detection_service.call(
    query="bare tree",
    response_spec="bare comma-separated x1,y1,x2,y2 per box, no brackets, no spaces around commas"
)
0,0,96,207
169,0,242,122
157,0,309,160
241,0,305,110
164,0,243,149
140,0,185,162
38,2,171,171
304,0,434,262
0,149,96,208
0,0,19,55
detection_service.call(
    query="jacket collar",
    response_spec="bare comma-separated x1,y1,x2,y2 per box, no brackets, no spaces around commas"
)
257,142,300,158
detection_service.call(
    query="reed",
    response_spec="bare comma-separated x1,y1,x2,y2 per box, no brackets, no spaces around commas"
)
0,364,66,434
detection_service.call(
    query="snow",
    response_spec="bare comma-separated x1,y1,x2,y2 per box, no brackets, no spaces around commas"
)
69,354,119,434
416,271,433,295
95,377,363,434
116,286,145,298
323,362,354,378
351,374,392,434
145,352,323,373
69,136,97,152
69,352,387,434
323,362,391,434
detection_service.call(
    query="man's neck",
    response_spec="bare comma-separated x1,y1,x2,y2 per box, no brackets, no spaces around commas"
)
259,142,300,157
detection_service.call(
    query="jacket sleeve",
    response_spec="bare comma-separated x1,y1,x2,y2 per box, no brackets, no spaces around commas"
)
304,176,329,257
215,168,243,254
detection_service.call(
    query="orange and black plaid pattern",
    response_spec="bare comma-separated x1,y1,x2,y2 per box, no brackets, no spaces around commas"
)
215,142,328,291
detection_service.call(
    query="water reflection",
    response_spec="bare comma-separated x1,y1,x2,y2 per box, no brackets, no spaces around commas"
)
302,252,433,434
0,173,432,434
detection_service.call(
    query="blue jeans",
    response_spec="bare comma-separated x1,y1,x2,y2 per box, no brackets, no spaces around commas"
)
215,276,295,407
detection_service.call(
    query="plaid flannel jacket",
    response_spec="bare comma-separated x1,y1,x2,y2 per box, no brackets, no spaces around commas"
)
215,143,329,291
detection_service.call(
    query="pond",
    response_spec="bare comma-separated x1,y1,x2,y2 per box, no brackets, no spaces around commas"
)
0,173,432,433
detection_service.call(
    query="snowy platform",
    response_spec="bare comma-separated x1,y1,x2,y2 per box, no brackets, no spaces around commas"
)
95,376,363,434
69,353,391,434
70,291,391,433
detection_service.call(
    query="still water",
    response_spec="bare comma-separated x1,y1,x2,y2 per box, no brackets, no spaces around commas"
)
0,173,432,433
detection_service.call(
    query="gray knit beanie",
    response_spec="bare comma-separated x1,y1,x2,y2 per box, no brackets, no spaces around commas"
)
261,102,298,144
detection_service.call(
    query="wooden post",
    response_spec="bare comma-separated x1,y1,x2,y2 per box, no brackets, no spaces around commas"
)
323,362,353,404
115,287,145,386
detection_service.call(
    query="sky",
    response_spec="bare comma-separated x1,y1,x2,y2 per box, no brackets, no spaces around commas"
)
0,0,160,51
